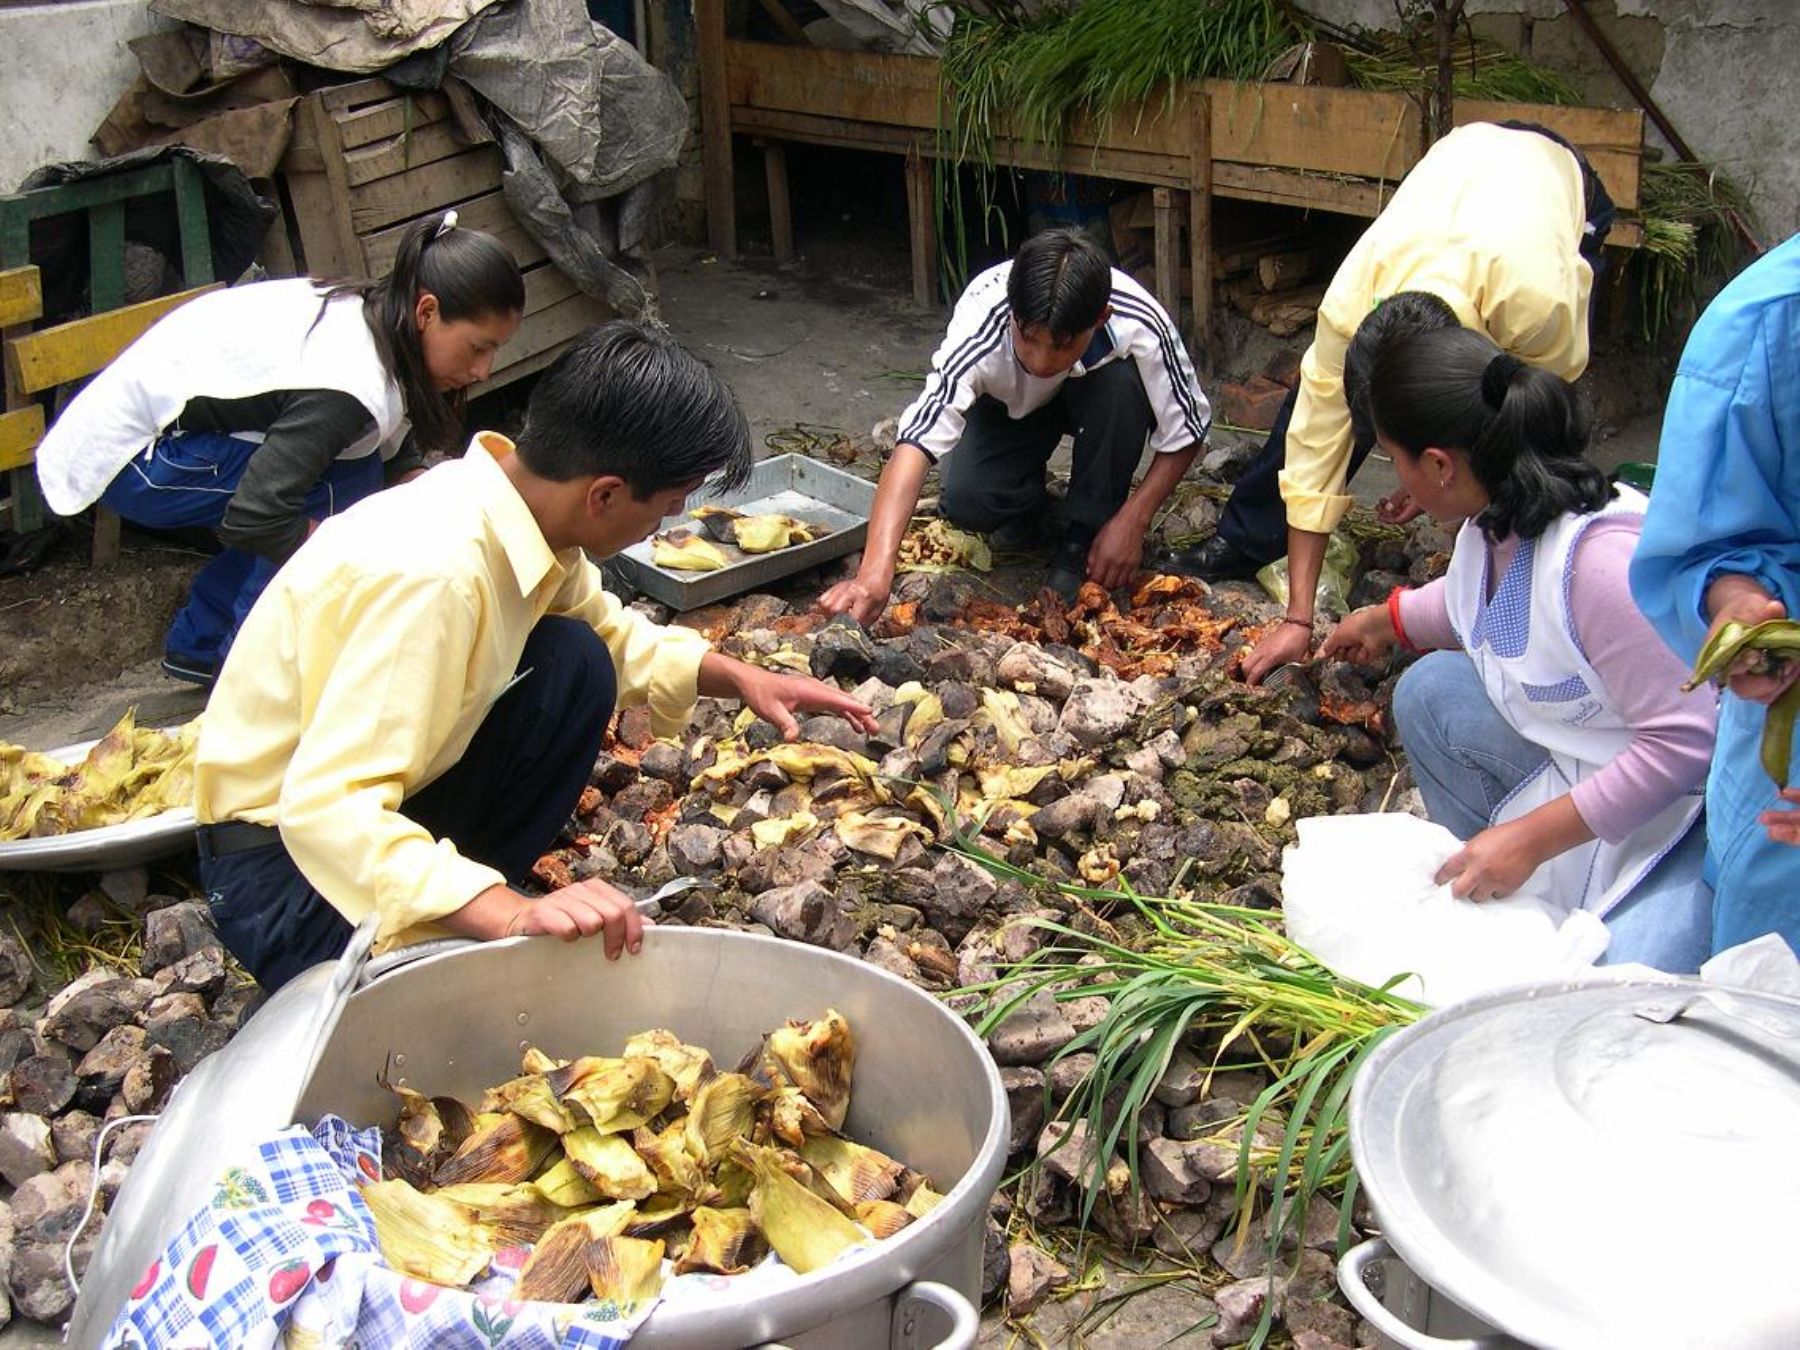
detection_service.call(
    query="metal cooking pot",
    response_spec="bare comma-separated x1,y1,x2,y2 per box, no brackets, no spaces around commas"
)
1340,978,1800,1350
69,925,1009,1348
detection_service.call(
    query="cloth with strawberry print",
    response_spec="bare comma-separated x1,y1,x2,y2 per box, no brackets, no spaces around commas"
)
106,1116,653,1349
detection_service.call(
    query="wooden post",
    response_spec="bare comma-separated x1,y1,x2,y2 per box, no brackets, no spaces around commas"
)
762,141,794,264
904,143,936,309
1152,188,1179,323
1187,91,1214,370
696,0,737,259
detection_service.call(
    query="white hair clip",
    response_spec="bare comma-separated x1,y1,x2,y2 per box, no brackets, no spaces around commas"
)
434,209,459,239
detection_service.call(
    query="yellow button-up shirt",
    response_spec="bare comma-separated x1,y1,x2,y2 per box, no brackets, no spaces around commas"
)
194,432,710,952
1279,122,1593,535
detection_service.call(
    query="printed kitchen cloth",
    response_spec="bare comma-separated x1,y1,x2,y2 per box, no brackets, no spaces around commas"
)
106,1116,653,1349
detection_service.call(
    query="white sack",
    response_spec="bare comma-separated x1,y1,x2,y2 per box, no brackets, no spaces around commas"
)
1282,813,1610,1008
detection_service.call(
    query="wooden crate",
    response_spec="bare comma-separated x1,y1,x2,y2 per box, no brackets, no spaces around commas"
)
279,79,610,397
721,39,1643,214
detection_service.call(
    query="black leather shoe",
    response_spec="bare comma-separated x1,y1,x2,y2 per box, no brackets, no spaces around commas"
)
1157,534,1264,582
1045,540,1087,602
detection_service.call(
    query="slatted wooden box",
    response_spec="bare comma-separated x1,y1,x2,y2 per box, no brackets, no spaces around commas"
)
278,78,609,396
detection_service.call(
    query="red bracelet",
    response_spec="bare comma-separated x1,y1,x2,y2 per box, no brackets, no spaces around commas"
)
1387,586,1419,653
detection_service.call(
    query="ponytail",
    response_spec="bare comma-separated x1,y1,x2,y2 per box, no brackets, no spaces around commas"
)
1368,327,1610,540
319,211,525,453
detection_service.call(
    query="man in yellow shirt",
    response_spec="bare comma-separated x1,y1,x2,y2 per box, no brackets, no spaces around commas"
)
193,322,877,990
1160,121,1614,684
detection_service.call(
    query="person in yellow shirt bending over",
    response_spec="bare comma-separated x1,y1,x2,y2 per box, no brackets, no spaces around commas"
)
1159,121,1615,685
192,321,877,991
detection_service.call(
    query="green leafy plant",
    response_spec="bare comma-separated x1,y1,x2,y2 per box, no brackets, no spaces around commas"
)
950,822,1420,1347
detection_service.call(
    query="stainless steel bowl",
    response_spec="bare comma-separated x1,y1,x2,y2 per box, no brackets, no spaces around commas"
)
1343,977,1800,1349
70,926,1009,1348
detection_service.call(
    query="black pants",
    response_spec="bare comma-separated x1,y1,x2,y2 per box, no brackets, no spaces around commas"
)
937,357,1154,539
1212,384,1385,567
201,616,619,991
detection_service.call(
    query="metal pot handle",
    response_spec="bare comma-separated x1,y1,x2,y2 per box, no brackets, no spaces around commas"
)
1338,1238,1509,1350
748,1278,980,1350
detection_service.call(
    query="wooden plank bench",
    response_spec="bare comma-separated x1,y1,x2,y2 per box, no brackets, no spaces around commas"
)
1,267,217,563
696,12,1646,358
0,158,214,541
279,78,610,398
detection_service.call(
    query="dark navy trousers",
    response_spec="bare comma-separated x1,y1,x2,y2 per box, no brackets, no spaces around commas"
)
202,617,618,991
99,432,383,667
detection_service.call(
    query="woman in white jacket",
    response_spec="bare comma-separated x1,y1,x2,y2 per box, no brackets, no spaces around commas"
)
1321,326,1717,971
35,209,524,685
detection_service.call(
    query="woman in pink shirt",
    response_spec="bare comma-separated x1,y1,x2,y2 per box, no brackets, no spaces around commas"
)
1321,327,1717,972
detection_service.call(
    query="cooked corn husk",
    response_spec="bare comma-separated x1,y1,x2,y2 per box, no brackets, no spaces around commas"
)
903,1183,946,1219
564,1126,658,1200
799,1136,905,1206
534,1157,603,1208
765,744,880,783
740,1144,864,1275
684,1073,761,1166
382,1084,474,1190
633,1121,706,1197
675,1206,763,1275
480,1074,581,1133
0,711,202,841
359,1179,496,1287
750,811,818,849
512,1203,638,1303
977,687,1033,757
763,1010,855,1130
652,534,730,572
762,1086,832,1148
622,1029,716,1102
623,1192,692,1237
901,693,945,751
547,1057,675,1133
691,504,744,542
521,1046,568,1075
431,1182,569,1246
855,1199,915,1239
732,514,819,553
583,1236,666,1312
433,1113,558,1188
832,810,932,861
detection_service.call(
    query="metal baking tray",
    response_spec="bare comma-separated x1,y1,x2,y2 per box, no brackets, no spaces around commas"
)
0,736,196,872
610,453,875,611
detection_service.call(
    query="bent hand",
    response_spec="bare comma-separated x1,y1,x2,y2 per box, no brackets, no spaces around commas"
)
1320,605,1396,667
1241,620,1313,686
1376,488,1423,526
736,665,879,741
1761,788,1800,847
512,878,647,958
1087,514,1144,592
1704,581,1797,704
449,879,647,957
819,577,888,628
1434,821,1542,901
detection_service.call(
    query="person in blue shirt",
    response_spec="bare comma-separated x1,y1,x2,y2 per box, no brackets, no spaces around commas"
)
1630,233,1800,958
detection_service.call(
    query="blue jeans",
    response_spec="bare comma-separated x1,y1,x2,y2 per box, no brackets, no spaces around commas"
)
202,618,619,991
100,431,383,666
1394,650,1714,974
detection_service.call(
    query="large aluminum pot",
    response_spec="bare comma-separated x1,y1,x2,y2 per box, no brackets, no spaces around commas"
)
69,927,1009,1348
1340,978,1800,1349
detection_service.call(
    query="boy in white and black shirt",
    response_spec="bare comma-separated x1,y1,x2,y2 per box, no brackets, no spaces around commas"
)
820,229,1210,620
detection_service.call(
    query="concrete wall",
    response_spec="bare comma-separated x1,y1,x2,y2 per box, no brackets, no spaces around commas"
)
0,1,174,192
1306,0,1800,242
